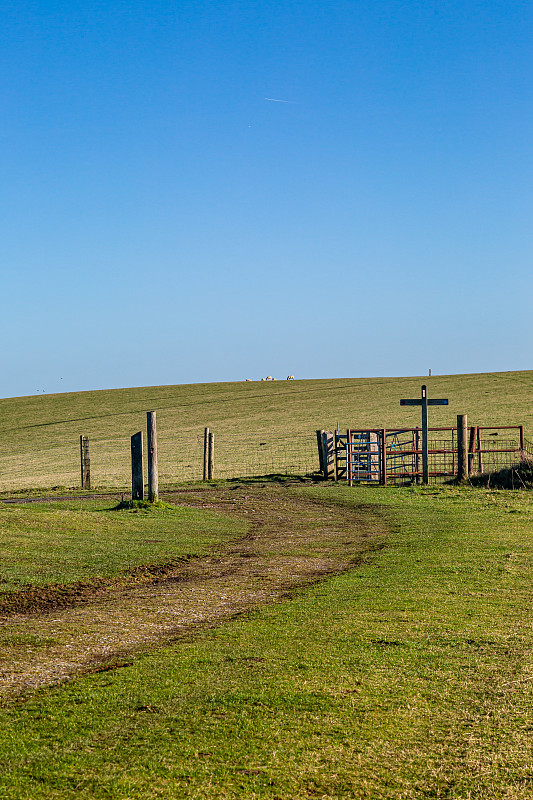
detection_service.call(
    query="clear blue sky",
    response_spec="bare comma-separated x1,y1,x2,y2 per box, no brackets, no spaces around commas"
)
2,0,532,398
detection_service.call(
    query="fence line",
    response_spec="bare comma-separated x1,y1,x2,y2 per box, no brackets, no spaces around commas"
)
0,430,318,492
1,422,530,493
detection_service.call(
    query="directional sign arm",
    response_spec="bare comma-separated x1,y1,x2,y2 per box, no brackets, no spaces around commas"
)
401,398,448,406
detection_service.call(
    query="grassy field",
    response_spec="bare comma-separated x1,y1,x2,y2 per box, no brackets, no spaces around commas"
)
1,370,532,490
0,498,247,595
1,481,533,798
1,372,533,796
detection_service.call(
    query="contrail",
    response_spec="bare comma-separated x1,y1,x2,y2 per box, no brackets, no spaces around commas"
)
264,97,296,104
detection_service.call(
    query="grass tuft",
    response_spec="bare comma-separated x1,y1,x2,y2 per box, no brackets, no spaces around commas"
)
112,499,175,512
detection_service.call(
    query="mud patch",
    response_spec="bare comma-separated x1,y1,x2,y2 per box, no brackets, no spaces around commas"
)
0,483,388,701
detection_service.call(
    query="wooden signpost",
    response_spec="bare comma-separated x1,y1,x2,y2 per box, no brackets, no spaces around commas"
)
400,385,448,484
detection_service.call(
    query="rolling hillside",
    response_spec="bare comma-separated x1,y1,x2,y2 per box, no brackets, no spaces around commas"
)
1,371,531,491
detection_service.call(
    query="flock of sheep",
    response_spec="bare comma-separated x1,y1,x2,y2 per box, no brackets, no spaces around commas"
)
245,376,295,382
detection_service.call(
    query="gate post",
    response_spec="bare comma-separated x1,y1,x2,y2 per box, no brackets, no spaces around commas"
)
468,426,476,475
381,429,387,486
457,414,468,483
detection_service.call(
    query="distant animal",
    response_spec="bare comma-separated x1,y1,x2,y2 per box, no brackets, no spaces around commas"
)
245,379,251,381
287,375,295,380
266,376,272,381
261,378,265,381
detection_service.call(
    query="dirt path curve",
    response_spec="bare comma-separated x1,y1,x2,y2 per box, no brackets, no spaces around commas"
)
0,484,386,701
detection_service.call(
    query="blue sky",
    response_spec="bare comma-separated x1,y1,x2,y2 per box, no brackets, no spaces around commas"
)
2,0,532,397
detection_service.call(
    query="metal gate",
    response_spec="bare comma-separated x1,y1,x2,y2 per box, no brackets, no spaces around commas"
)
345,429,384,485
333,425,526,485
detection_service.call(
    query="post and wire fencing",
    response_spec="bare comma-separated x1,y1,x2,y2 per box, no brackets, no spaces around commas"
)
1,415,531,494
0,426,320,492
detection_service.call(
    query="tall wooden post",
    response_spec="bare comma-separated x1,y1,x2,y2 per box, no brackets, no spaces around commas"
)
457,414,468,483
203,427,210,480
80,436,90,490
421,385,429,484
131,431,144,500
147,411,158,502
322,431,334,479
316,430,325,475
208,431,214,480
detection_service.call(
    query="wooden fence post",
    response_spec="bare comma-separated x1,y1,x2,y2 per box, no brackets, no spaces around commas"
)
208,431,214,480
316,430,325,475
322,431,335,479
80,436,90,490
147,411,158,502
457,414,468,482
131,431,144,500
203,427,210,480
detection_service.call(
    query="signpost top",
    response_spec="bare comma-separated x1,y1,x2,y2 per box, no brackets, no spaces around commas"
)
399,385,449,485
400,385,448,407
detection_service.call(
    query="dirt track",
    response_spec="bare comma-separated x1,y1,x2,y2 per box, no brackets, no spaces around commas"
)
0,484,387,701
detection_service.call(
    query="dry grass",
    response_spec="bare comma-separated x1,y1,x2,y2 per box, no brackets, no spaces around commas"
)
1,370,532,489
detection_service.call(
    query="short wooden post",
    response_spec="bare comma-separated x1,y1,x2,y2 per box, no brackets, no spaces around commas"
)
203,427,210,480
456,414,468,483
147,411,158,502
131,431,144,500
80,436,90,489
208,431,214,480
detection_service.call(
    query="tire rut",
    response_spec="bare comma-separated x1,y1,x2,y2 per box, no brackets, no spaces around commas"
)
0,485,387,702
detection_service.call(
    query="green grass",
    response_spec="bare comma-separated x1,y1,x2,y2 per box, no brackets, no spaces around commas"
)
0,499,247,593
2,483,533,798
1,370,532,489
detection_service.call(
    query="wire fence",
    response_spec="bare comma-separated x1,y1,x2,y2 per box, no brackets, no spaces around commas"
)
0,429,319,492
1,422,530,493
